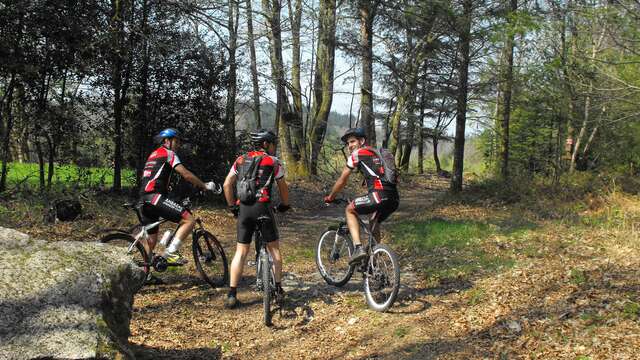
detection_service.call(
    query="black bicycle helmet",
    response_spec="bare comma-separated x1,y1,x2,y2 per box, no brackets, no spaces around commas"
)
340,127,366,143
250,129,278,147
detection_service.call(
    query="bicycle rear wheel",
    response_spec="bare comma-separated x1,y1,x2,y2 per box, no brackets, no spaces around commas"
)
316,230,354,287
192,230,229,288
99,231,150,275
260,251,272,326
364,244,400,312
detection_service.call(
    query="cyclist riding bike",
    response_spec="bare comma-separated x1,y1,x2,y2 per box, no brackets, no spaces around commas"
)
138,128,218,265
324,127,400,264
222,129,290,309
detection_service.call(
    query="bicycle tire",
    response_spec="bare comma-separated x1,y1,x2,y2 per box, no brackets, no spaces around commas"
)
261,251,272,326
364,244,400,312
99,231,150,275
316,230,355,287
192,230,229,288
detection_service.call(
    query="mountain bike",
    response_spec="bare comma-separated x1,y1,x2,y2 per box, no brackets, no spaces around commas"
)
252,212,282,326
99,197,229,288
316,198,400,311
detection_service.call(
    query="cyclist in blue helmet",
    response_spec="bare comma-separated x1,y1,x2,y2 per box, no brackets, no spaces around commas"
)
138,128,219,265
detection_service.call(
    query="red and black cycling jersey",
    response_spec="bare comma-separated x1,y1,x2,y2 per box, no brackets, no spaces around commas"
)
229,151,285,203
139,146,182,195
347,146,398,195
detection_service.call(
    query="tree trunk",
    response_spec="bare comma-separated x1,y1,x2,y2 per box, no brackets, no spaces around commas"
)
308,0,337,175
433,137,442,173
359,0,378,145
288,0,308,173
451,0,472,192
499,0,517,180
570,24,605,173
262,0,296,172
225,0,239,162
45,133,55,189
245,0,261,128
387,95,405,156
135,0,151,188
563,0,577,164
382,98,396,148
110,0,134,192
400,112,416,172
0,75,15,192
35,136,45,191
418,90,425,174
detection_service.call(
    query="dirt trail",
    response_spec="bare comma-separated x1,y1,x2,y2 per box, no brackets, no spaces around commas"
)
129,179,446,360
127,175,640,359
9,174,640,358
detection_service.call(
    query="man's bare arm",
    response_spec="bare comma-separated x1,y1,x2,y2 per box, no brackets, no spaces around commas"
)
174,164,206,190
327,166,352,199
223,172,237,206
276,178,289,206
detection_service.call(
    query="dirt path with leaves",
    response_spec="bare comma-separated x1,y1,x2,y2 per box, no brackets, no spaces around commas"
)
126,176,640,359
7,175,640,359
126,177,451,359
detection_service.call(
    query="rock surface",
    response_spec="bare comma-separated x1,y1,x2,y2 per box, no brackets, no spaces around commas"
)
0,227,145,360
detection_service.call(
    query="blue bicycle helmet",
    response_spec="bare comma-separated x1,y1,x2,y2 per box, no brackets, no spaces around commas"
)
154,128,182,143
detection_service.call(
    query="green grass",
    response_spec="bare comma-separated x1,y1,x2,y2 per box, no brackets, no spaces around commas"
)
392,218,519,282
467,287,486,305
622,301,640,319
285,246,315,263
4,162,135,189
393,325,410,338
569,268,587,286
393,218,493,251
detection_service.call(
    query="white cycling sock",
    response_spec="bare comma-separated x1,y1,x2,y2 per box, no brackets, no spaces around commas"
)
166,237,183,254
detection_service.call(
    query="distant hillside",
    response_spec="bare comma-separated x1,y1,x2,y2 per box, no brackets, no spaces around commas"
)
235,102,356,143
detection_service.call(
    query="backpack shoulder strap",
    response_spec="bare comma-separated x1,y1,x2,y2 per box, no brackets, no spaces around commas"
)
247,155,263,179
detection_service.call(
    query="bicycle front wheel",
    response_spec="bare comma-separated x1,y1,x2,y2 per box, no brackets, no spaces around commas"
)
364,244,400,312
99,231,150,275
260,252,273,326
192,230,229,288
316,230,354,287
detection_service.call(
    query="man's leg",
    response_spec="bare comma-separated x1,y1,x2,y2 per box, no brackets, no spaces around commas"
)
225,242,250,309
347,204,369,264
165,214,195,254
144,232,158,256
229,243,251,287
266,240,282,283
163,209,196,265
346,204,362,246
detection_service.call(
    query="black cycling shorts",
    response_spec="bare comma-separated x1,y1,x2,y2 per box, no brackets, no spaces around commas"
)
237,202,279,244
139,193,189,234
351,191,399,223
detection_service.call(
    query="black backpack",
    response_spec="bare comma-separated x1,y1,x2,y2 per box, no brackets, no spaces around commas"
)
44,199,82,223
236,155,272,205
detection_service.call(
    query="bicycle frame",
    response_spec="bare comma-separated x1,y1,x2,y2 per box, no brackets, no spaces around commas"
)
128,211,207,254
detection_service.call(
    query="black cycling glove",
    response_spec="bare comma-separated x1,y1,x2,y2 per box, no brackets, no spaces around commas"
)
276,203,290,213
228,205,239,218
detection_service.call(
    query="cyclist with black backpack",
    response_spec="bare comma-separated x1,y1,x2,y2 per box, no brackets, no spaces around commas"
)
222,129,290,309
324,128,400,265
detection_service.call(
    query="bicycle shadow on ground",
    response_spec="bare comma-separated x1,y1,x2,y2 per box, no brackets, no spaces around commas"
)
130,343,221,360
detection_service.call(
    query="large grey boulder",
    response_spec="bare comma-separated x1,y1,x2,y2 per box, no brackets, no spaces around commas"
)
0,227,145,360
